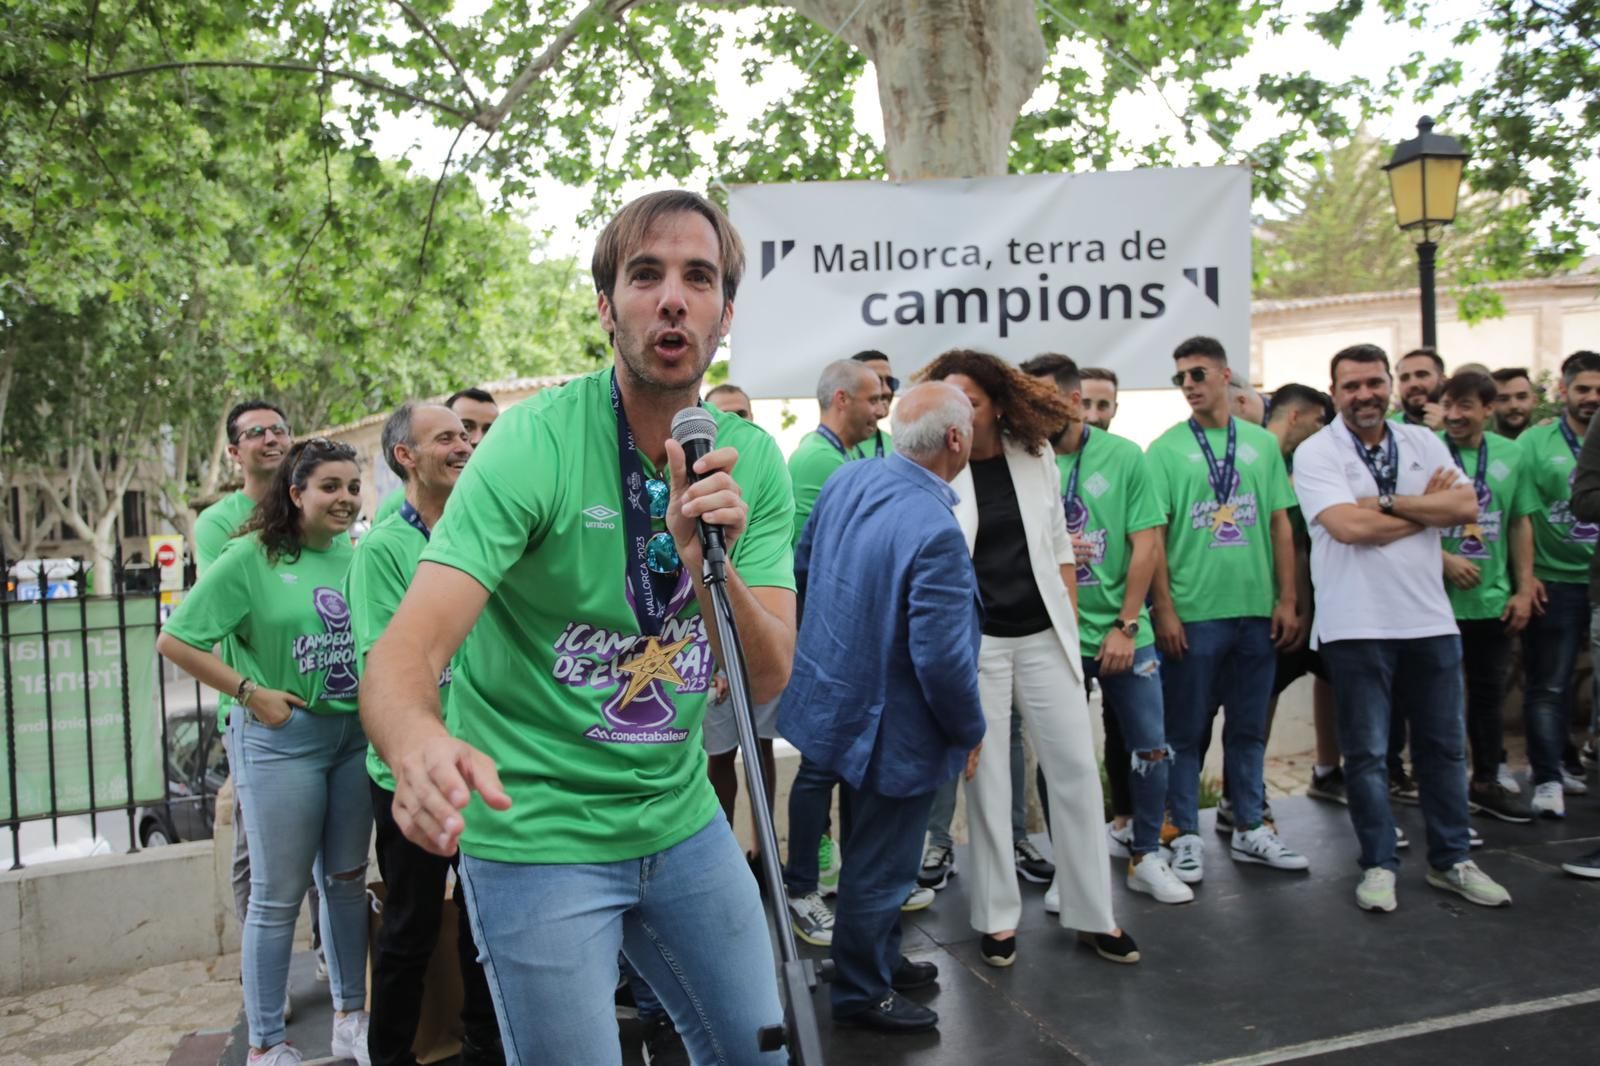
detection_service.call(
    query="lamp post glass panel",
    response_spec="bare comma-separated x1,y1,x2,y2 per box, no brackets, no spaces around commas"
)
1383,115,1469,349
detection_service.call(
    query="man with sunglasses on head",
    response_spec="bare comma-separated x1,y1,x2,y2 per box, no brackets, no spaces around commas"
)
362,190,797,1064
1147,336,1308,887
850,350,897,458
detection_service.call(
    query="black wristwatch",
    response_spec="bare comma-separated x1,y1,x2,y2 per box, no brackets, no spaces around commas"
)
1378,493,1396,515
1112,617,1140,638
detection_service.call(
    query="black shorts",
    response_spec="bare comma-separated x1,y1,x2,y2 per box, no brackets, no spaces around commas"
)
1273,642,1327,699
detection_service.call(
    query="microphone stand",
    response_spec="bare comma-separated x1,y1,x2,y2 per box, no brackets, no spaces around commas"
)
700,545,825,1066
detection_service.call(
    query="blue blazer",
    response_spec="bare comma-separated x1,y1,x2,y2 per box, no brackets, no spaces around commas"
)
777,454,986,798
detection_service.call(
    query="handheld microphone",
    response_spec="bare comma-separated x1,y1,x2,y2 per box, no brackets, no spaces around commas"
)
670,407,727,574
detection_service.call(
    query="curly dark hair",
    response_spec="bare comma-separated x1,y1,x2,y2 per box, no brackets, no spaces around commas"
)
239,438,359,564
916,349,1072,456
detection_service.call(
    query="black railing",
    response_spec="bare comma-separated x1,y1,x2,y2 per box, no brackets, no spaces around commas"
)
0,539,220,869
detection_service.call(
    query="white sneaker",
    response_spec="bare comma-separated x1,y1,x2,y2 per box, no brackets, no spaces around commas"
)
1534,781,1566,819
1426,860,1512,907
1127,855,1194,904
1356,868,1397,913
900,885,935,912
249,1044,302,1066
1562,767,1590,795
330,1010,371,1066
1230,826,1311,871
787,891,835,946
1106,820,1134,858
1497,763,1521,795
1169,833,1205,884
1044,881,1060,914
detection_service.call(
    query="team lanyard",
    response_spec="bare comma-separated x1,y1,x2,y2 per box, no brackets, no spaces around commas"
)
610,370,672,637
398,501,430,540
1350,423,1398,496
1062,426,1092,508
1448,437,1488,498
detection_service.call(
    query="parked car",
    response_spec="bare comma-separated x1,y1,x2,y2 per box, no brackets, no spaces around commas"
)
137,712,228,847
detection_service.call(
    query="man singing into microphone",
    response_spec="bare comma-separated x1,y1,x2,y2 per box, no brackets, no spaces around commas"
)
361,190,797,1064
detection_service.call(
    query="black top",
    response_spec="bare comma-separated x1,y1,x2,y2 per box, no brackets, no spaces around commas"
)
970,456,1052,638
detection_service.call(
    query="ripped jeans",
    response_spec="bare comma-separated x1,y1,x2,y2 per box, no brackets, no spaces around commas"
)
1083,645,1169,855
233,708,373,1050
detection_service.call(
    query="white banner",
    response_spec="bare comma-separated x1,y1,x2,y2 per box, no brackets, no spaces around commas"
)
729,168,1251,397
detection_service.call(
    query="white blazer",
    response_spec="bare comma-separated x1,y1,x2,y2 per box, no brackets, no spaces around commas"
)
952,439,1085,682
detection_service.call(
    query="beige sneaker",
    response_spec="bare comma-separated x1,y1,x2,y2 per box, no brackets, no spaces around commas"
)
1426,861,1511,908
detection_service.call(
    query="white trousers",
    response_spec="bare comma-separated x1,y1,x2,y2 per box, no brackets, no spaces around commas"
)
968,629,1116,936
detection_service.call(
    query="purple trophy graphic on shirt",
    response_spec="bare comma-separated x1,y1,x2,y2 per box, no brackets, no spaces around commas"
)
1064,497,1094,584
1211,471,1244,544
1460,482,1493,556
313,587,359,698
601,568,698,730
1569,468,1600,542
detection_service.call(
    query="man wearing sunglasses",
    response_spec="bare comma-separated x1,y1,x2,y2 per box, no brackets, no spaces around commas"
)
362,190,797,1064
1147,336,1309,886
195,400,292,573
851,350,898,459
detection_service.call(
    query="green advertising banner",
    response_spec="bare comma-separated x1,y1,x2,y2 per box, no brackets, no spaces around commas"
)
0,597,164,821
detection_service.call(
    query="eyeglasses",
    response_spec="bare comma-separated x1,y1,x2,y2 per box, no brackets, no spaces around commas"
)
881,375,901,396
239,422,291,441
643,478,680,574
1170,367,1213,387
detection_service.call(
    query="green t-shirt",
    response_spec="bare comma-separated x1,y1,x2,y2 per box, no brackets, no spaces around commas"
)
165,534,359,717
1438,431,1535,620
193,491,256,573
1520,419,1599,584
374,488,404,523
346,509,451,792
1145,417,1296,622
418,370,797,864
852,429,893,460
1058,430,1162,652
788,429,856,547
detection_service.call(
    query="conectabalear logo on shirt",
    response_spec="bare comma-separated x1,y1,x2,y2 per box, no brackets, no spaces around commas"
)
550,568,713,744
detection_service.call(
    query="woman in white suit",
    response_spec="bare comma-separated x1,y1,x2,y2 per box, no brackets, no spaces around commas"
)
920,349,1137,967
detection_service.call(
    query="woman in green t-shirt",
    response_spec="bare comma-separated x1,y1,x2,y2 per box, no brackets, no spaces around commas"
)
158,439,372,1066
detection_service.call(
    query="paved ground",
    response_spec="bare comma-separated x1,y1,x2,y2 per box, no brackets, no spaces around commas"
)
0,739,1580,1066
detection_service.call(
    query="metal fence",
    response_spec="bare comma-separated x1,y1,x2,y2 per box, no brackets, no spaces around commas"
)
0,543,219,869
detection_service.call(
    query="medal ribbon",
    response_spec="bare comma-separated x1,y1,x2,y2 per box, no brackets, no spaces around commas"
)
1063,426,1092,508
815,424,850,457
610,370,671,638
1350,423,1399,496
398,501,431,540
1560,418,1583,461
1188,417,1237,505
1447,438,1489,499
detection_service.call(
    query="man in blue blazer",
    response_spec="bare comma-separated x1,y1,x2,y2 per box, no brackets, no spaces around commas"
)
778,381,987,1034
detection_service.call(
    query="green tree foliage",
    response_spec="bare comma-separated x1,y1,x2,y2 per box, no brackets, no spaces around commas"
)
1253,130,1527,312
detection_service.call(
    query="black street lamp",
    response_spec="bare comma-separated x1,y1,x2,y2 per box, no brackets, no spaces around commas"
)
1382,115,1469,349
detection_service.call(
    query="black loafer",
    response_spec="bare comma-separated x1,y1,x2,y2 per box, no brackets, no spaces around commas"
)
837,991,939,1033
1078,929,1140,964
980,934,1017,968
891,958,939,990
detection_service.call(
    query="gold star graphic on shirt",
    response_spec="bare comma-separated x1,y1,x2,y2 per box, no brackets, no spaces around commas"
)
1463,522,1484,539
616,635,692,710
1211,502,1236,531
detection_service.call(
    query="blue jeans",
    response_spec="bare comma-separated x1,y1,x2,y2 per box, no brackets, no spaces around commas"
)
459,817,783,1065
783,755,852,895
1084,645,1169,854
232,709,372,1050
1159,618,1274,834
1319,636,1470,872
1522,580,1589,785
832,786,936,1017
925,714,1028,850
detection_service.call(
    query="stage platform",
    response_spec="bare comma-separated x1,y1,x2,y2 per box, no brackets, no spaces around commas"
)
220,793,1600,1065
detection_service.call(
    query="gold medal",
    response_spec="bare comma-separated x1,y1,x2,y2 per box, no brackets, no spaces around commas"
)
616,635,691,710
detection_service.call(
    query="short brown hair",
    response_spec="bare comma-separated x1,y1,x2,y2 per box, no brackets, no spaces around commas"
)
1443,371,1496,406
590,190,745,307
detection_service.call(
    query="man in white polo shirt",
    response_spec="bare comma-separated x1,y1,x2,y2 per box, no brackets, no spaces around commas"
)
1292,343,1513,913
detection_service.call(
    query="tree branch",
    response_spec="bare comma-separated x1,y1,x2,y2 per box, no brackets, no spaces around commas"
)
86,61,478,125
476,0,623,131
393,0,484,113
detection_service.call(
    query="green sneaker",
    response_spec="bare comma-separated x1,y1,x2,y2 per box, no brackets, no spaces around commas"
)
1355,867,1396,912
818,836,841,897
1425,860,1511,908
